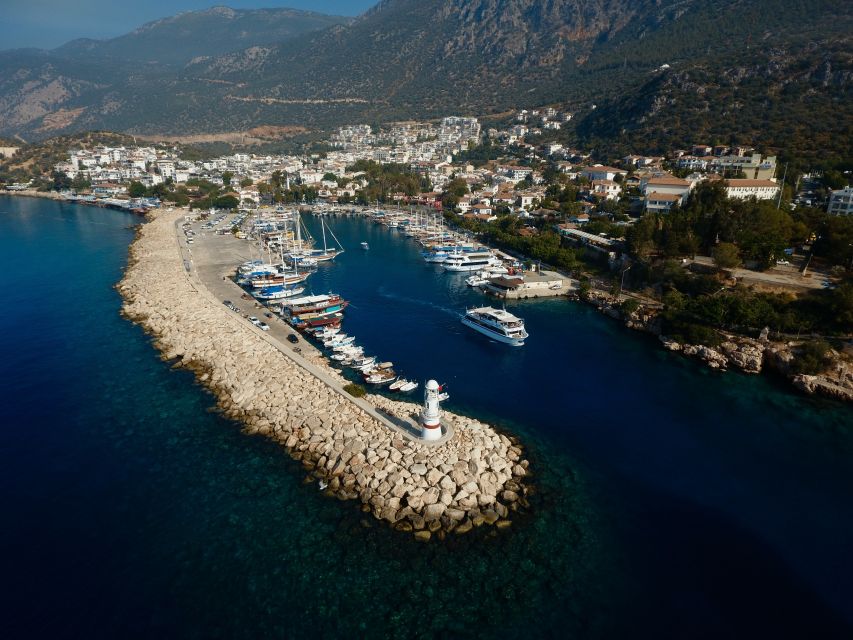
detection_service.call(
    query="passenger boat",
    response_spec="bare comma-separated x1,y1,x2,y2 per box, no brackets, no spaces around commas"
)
361,241,369,250
323,335,355,348
350,356,377,371
293,313,343,330
254,284,305,301
460,306,528,346
465,273,489,287
283,294,347,315
422,249,449,263
443,251,502,272
364,371,397,385
285,300,348,324
399,381,419,393
247,271,310,288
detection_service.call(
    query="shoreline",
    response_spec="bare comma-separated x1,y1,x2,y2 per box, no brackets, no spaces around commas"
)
350,206,853,404
118,209,532,540
2,189,149,215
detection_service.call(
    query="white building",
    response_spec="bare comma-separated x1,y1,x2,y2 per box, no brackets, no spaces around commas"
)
591,180,622,201
828,187,853,215
645,192,683,213
640,174,693,199
724,179,780,201
582,165,627,182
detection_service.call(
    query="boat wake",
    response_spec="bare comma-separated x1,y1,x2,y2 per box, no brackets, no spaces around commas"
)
376,288,458,317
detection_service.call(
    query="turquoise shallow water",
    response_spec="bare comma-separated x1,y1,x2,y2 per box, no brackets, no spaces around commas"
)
1,197,851,639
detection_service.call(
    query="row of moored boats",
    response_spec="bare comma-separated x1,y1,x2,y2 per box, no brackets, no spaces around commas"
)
235,210,423,390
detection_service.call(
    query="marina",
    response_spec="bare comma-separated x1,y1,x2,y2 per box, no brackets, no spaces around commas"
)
3,196,853,638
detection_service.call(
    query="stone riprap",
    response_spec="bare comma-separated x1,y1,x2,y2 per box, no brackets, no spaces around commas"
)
118,210,530,540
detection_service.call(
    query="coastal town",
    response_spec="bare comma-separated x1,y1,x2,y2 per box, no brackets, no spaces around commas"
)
2,1,852,637
2,109,852,408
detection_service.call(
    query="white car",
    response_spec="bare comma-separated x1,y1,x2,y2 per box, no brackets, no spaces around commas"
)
249,317,261,326
776,259,790,265
259,322,270,331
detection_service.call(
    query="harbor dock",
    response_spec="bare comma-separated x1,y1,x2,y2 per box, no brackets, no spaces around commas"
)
119,209,531,539
480,269,574,299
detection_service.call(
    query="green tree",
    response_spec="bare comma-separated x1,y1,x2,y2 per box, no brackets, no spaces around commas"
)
213,194,239,210
128,181,147,198
712,242,741,270
71,172,90,191
221,171,233,187
239,177,253,188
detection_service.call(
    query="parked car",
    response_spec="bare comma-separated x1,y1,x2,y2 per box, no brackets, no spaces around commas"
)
287,334,299,344
249,316,261,326
259,322,270,331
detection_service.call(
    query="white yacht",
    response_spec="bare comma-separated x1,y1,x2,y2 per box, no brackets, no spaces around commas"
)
461,306,529,346
443,251,501,272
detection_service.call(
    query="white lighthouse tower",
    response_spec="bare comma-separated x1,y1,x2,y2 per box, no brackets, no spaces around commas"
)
420,379,443,441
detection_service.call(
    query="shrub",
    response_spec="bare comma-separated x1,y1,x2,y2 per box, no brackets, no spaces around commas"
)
621,298,640,316
343,383,367,398
791,340,832,375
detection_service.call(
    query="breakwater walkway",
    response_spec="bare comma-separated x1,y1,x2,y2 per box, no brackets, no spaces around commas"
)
119,209,530,539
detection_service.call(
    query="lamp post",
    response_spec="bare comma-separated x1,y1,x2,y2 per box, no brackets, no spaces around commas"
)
619,264,633,296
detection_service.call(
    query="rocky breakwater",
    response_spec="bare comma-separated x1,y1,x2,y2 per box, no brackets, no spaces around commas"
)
118,211,531,540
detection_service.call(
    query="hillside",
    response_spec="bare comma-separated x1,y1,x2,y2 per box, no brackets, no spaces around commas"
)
53,6,349,66
575,38,853,164
0,6,350,139
0,0,850,162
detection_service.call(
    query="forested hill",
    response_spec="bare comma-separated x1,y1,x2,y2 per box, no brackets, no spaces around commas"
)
0,0,850,163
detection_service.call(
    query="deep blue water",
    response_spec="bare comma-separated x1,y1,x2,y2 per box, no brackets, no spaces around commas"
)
1,197,851,639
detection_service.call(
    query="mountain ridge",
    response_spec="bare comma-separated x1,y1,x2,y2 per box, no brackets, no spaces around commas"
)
0,0,850,161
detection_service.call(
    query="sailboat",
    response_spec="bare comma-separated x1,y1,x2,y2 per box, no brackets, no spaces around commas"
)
309,218,345,262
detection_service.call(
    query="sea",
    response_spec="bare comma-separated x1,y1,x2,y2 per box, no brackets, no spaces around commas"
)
1,195,851,639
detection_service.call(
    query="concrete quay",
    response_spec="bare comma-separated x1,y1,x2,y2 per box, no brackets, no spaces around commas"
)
119,209,531,539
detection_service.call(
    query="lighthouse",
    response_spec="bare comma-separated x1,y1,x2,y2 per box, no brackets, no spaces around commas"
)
420,379,443,441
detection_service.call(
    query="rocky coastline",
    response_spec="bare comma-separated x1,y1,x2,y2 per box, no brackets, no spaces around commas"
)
118,210,531,540
584,290,853,404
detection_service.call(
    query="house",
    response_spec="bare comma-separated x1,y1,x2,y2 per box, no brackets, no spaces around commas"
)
640,174,692,199
724,179,780,200
645,192,683,213
581,165,628,182
470,203,493,216
591,179,622,201
464,204,496,222
501,165,534,182
492,187,516,206
828,187,853,215
516,191,541,209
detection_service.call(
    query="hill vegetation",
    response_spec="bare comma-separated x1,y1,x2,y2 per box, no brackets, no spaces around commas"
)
0,0,849,164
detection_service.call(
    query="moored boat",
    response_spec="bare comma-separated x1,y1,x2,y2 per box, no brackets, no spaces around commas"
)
443,251,502,272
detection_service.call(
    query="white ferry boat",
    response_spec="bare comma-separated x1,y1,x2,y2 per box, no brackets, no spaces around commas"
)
461,306,529,346
443,251,501,272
